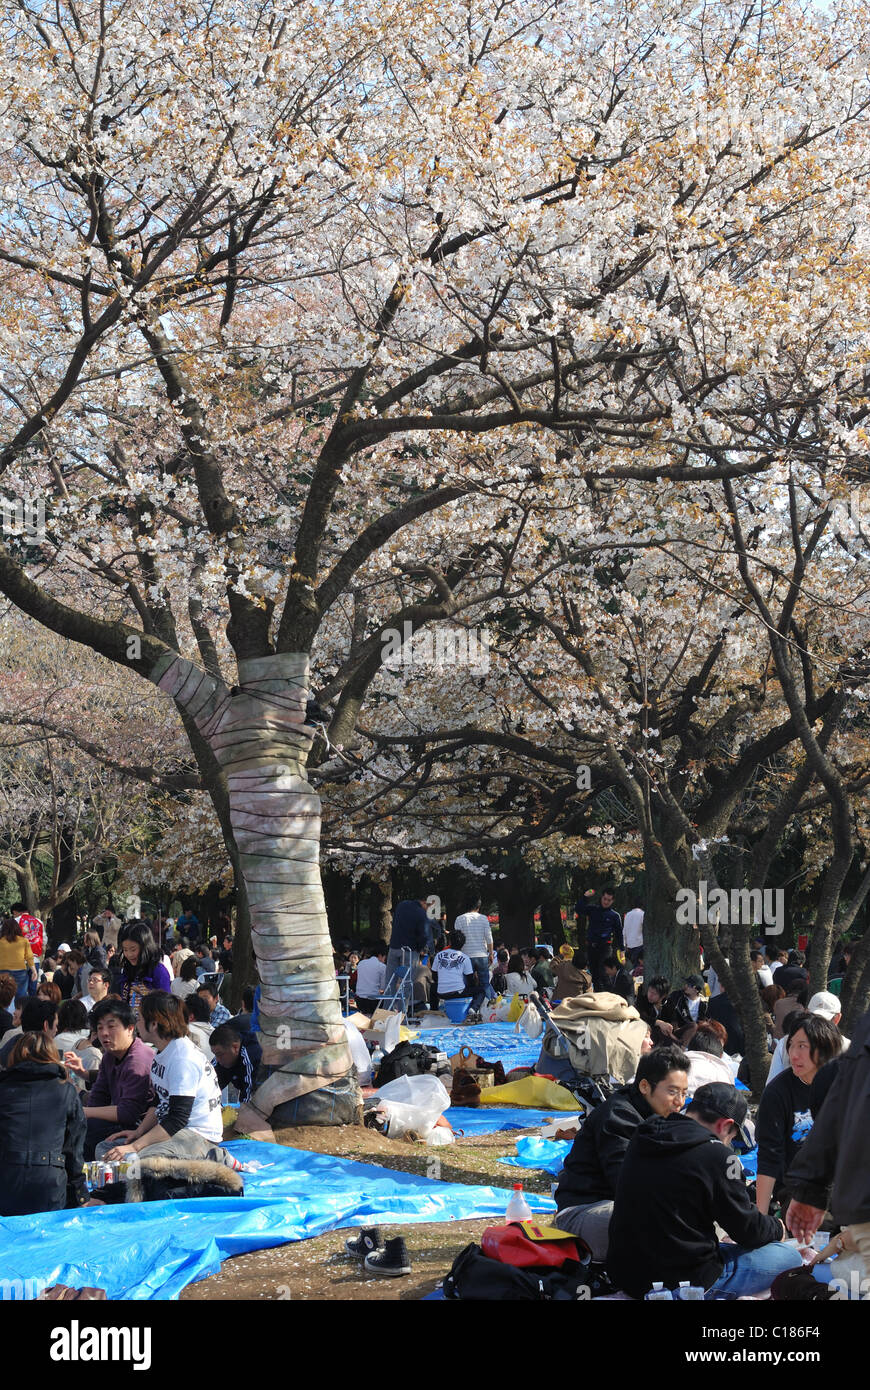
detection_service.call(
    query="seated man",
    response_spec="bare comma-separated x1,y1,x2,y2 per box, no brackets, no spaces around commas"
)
354,946,388,1016
183,993,214,1055
81,965,111,1013
684,1020,736,1092
601,954,635,1003
65,997,154,1159
607,1082,802,1299
432,931,476,1010
196,980,231,1027
100,991,235,1168
528,948,554,996
210,1023,262,1105
553,1045,691,1260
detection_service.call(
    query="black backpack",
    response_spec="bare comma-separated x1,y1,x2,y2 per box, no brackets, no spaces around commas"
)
374,1041,449,1087
443,1243,591,1301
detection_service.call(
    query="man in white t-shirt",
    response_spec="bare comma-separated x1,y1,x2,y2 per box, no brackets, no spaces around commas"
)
354,946,387,1015
432,931,475,1006
622,901,644,965
453,899,494,1021
100,989,236,1167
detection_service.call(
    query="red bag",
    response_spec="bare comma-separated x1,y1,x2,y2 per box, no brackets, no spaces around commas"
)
481,1221,582,1269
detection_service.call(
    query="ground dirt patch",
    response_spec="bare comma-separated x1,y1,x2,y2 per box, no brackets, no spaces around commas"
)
179,1120,551,1301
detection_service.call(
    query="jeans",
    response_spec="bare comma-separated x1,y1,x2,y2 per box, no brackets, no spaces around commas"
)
706,1241,803,1298
95,1128,237,1168
469,957,495,1012
626,945,644,966
385,948,419,994
8,969,29,1006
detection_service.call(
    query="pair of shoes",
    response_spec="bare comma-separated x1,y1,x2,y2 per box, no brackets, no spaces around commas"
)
344,1228,412,1277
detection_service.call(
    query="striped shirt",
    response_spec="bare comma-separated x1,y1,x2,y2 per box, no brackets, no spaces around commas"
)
454,912,492,957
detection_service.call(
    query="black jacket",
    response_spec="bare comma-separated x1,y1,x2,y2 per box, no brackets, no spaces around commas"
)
555,1083,654,1209
787,1009,870,1225
661,988,708,1040
0,1061,87,1216
755,1067,816,1186
606,1113,784,1299
389,900,428,953
605,967,635,1004
707,992,745,1055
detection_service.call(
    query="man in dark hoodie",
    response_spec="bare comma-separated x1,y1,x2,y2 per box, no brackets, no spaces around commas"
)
553,1044,691,1259
607,1083,802,1298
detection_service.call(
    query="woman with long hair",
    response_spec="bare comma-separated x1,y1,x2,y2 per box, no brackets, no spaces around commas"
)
0,1031,87,1216
118,921,171,1017
0,915,37,1005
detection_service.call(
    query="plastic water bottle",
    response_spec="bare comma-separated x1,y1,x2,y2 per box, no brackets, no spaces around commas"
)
645,1282,674,1301
505,1183,533,1223
370,1045,384,1075
682,1286,705,1300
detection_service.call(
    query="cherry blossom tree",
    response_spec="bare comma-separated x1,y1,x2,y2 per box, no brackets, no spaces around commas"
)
1,0,869,1121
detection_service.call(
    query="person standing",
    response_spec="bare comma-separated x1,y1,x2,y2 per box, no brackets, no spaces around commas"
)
0,915,37,1006
622,900,644,966
12,902,44,995
575,888,623,990
453,898,494,1022
386,897,429,990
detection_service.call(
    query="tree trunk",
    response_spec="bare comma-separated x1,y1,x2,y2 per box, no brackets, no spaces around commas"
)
641,862,698,987
368,875,392,944
153,651,352,1120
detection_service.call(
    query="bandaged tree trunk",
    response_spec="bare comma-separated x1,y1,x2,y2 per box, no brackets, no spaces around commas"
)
151,651,352,1118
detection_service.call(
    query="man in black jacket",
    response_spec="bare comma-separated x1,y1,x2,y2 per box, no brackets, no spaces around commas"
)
607,1083,802,1298
553,1044,691,1259
786,1008,870,1282
601,955,635,1003
386,898,429,991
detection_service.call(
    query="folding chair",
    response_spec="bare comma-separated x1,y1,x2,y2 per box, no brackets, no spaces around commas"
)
380,948,416,1018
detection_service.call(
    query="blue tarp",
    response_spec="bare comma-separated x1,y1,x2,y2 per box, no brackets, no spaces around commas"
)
447,1106,561,1134
0,1141,555,1301
499,1135,572,1176
414,1022,541,1070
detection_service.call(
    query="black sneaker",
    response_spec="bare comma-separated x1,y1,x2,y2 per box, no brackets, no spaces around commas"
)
364,1237,411,1277
345,1228,382,1258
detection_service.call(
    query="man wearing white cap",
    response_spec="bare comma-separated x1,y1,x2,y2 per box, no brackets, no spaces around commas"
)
764,991,848,1087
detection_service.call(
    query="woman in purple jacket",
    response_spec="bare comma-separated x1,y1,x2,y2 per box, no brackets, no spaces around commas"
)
118,922,171,1018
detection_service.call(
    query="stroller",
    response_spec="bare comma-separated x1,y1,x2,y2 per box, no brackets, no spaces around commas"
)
523,991,649,1114
521,993,613,1113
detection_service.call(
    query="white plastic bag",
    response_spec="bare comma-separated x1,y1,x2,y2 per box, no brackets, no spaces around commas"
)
375,1073,451,1141
344,1018,373,1085
515,1004,543,1039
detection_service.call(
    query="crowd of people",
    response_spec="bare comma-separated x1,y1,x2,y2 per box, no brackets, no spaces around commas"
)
0,888,866,1301
341,887,866,1298
0,904,259,1219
